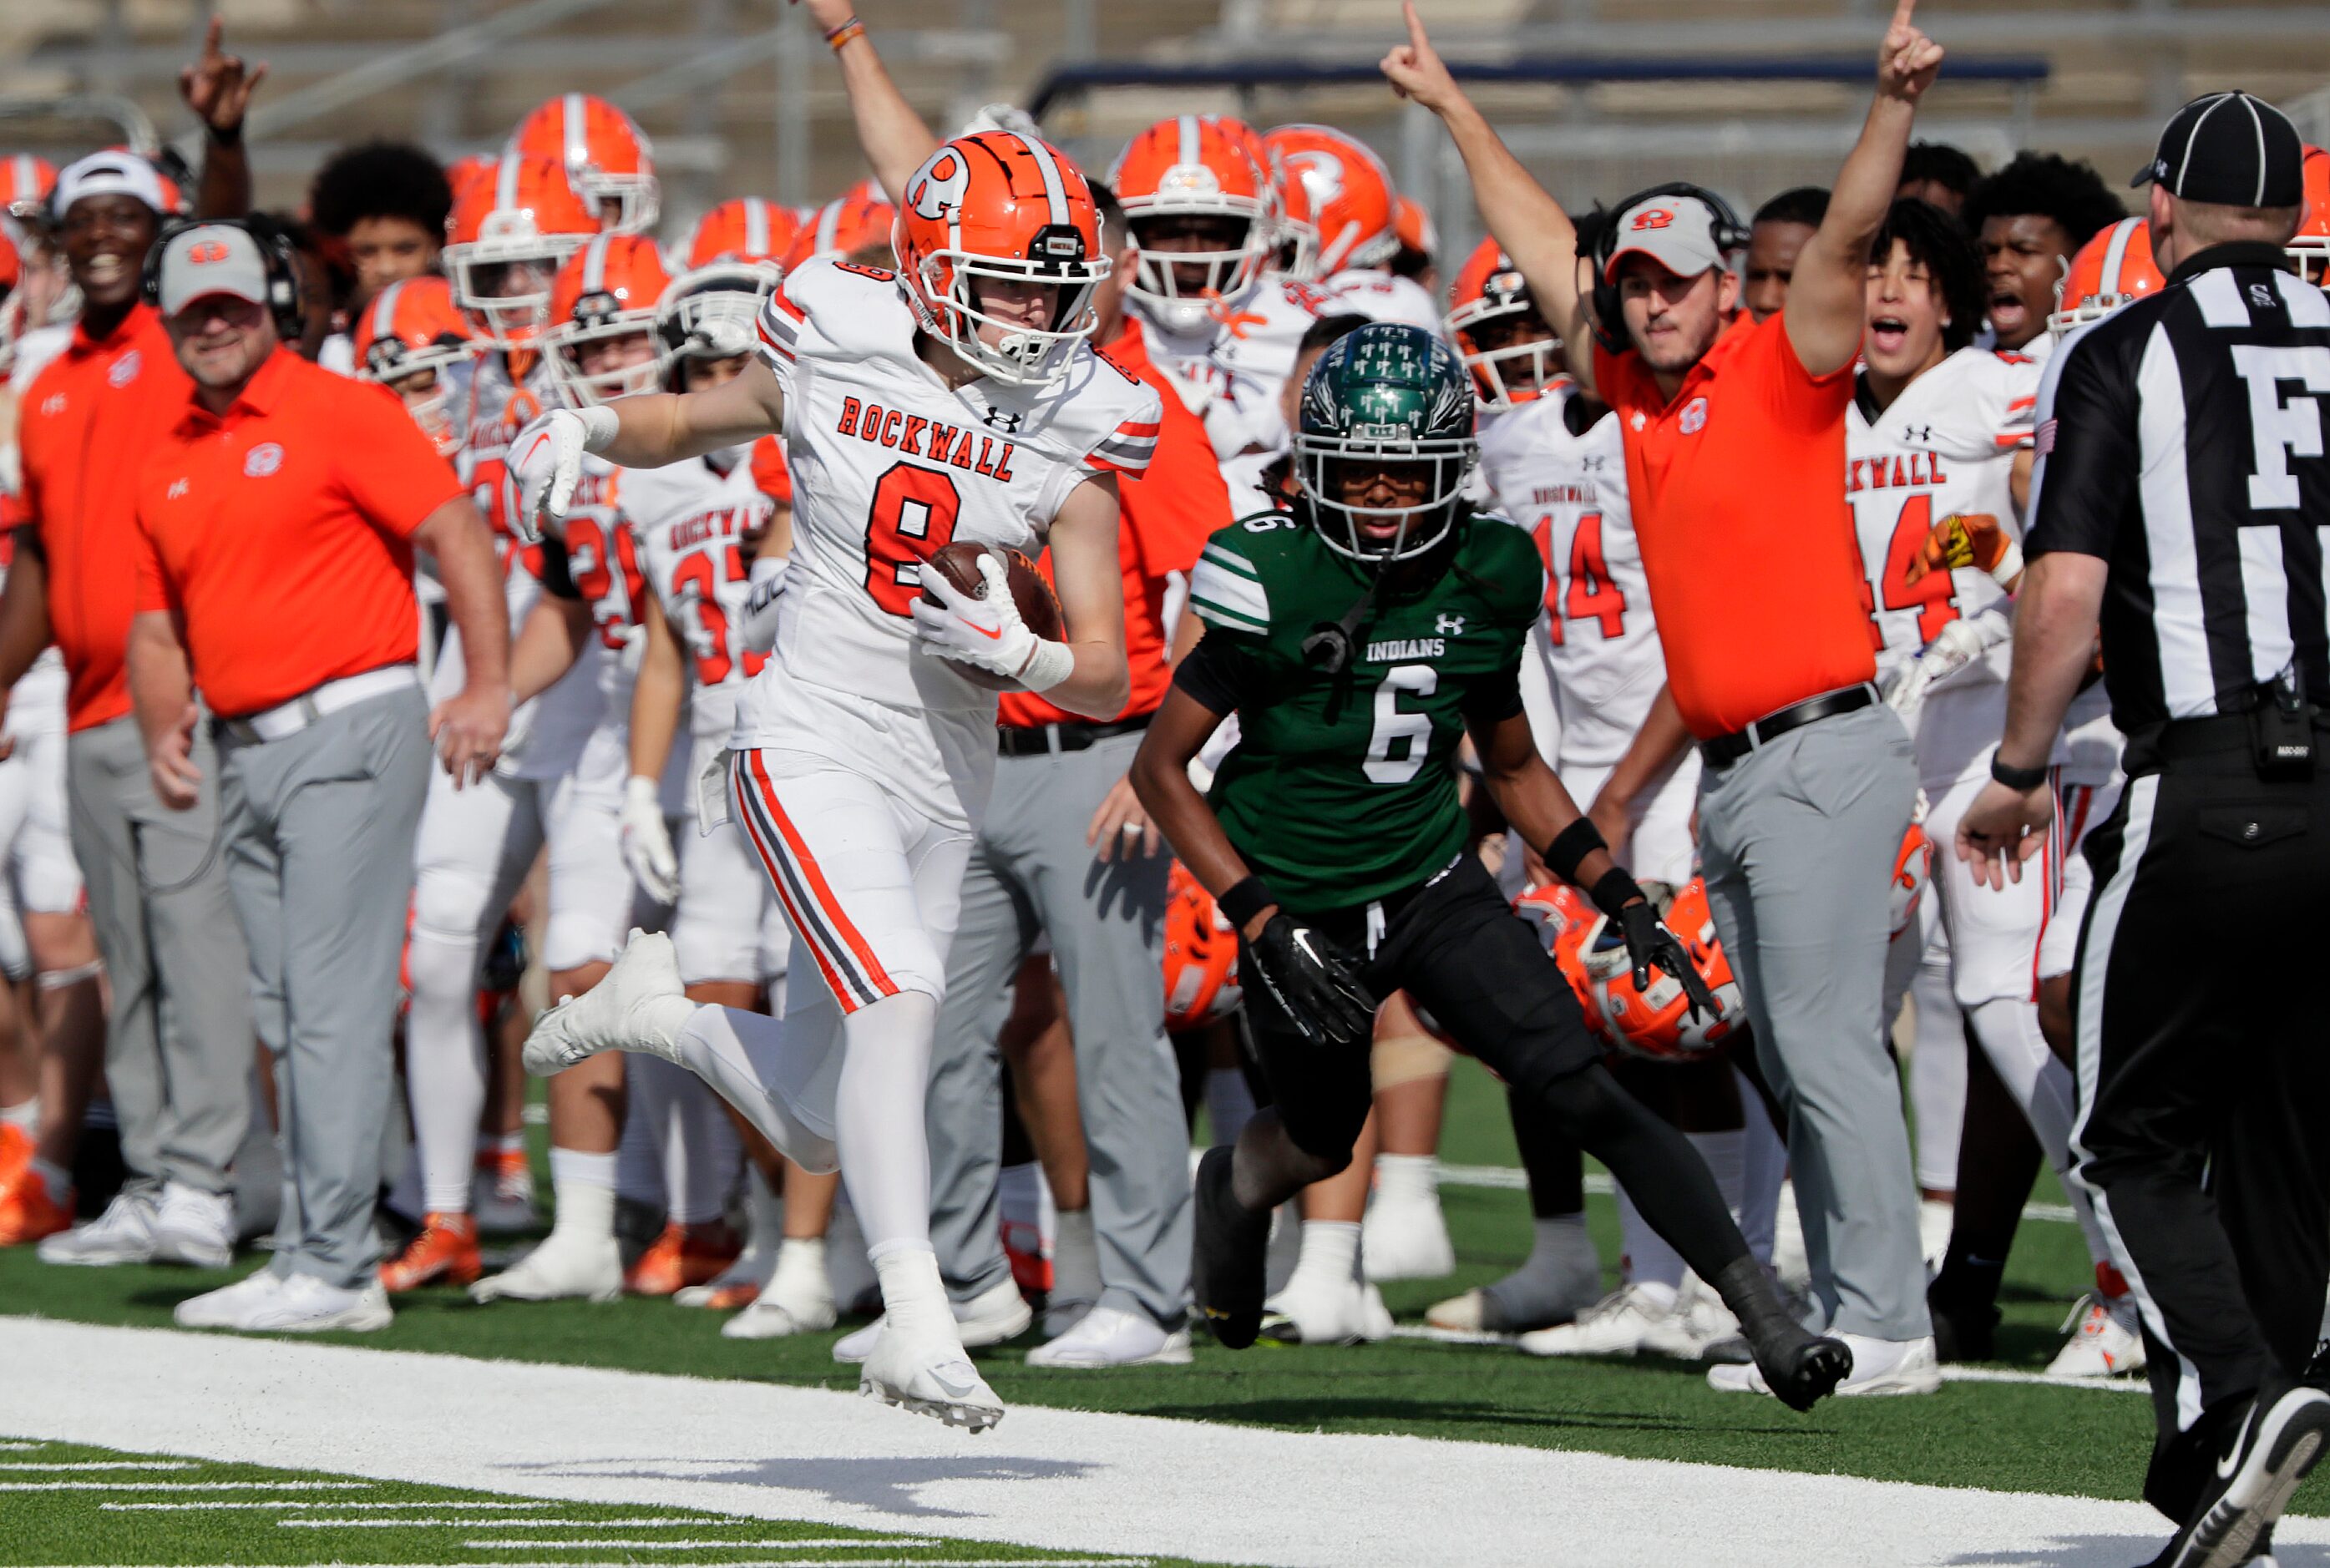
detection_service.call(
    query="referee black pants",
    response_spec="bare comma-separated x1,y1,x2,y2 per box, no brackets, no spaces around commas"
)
2070,732,2330,1520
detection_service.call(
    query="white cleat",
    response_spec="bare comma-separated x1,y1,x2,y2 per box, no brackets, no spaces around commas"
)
860,1327,1006,1433
149,1182,236,1270
38,1189,159,1267
833,1277,1032,1364
468,1231,623,1303
178,1269,392,1333
2047,1293,2148,1378
1361,1194,1456,1282
521,930,690,1077
1026,1305,1193,1368
1260,1270,1392,1346
1643,1273,1742,1361
722,1245,837,1339
1709,1332,1940,1397
1517,1285,1674,1358
174,1267,286,1328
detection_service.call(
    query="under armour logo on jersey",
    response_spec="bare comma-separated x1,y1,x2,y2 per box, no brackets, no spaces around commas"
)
980,406,1025,432
1902,424,1933,443
1436,613,1466,637
1579,453,1607,471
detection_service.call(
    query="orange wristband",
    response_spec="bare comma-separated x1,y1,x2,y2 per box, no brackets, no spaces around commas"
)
825,17,865,48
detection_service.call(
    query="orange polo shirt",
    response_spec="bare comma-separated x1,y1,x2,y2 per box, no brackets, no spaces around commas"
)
133,349,463,719
1594,311,1872,741
10,304,195,731
997,332,1229,728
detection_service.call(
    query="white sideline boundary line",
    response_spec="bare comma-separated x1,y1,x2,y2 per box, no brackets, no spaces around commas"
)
1438,1165,2079,1223
5,1317,2325,1568
107,1501,554,1511
0,1480,372,1491
278,1518,772,1530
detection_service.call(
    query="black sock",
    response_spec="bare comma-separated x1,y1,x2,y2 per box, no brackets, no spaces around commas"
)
1529,1060,1750,1284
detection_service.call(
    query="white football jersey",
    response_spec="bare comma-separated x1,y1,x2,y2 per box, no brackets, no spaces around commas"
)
626,446,783,741
1206,276,1335,406
745,258,1161,819
1318,268,1444,335
1475,387,1664,771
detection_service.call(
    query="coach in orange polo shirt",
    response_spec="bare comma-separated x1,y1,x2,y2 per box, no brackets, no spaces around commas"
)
1390,0,1943,1392
124,222,510,1334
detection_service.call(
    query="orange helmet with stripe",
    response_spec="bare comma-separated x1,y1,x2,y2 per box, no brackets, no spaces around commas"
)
778,181,897,273
1163,863,1243,1031
509,93,658,235
2289,144,2330,283
545,231,676,406
1514,882,1609,1041
1109,114,1275,336
1394,195,1437,266
686,198,808,269
444,152,601,346
894,131,1109,386
1263,124,1398,276
2048,217,2163,338
1,154,57,224
1588,879,1740,1061
1446,236,1563,407
352,276,480,455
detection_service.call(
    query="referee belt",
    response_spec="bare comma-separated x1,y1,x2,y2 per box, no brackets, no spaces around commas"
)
996,711,1152,758
2121,706,2327,776
215,665,420,745
1699,683,1878,769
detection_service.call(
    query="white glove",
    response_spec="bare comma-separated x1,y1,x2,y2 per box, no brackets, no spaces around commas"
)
618,774,680,905
508,405,618,544
1887,614,2008,726
691,315,757,360
909,551,1073,690
740,555,788,656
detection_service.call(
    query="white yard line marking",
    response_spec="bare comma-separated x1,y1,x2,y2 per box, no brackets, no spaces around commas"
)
1438,1165,2079,1223
0,1441,44,1450
0,1480,372,1491
282,1518,772,1530
0,1459,200,1470
465,1541,946,1552
108,1501,550,1511
5,1316,2314,1568
15,1562,1153,1568
1939,1365,2147,1393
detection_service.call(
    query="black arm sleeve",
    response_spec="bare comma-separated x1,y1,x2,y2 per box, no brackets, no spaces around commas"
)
2024,326,2140,562
1460,659,1526,726
534,535,581,601
1173,632,1256,716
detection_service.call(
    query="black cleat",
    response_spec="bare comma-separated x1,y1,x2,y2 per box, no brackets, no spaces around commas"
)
1711,1257,1853,1412
1192,1146,1270,1350
2149,1382,2330,1568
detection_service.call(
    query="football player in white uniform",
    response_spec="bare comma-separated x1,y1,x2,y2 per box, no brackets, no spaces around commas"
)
1848,199,2125,1365
514,129,1155,1433
619,259,843,1338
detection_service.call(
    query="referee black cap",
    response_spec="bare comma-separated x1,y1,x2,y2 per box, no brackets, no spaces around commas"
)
2130,91,2305,207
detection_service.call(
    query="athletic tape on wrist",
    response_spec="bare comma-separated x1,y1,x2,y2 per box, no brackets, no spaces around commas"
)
576,404,621,453
1016,638,1074,693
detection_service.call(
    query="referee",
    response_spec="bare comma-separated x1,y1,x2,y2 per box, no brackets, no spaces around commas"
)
1958,92,2330,1567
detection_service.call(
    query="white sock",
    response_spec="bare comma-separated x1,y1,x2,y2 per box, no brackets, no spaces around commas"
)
835,990,937,1262
546,1148,616,1243
673,1004,839,1173
1372,1152,1438,1210
0,1098,37,1132
871,1243,954,1340
769,1236,828,1302
1289,1219,1361,1290
1051,1207,1099,1306
1205,1067,1254,1147
1735,1066,1787,1268
28,1156,71,1206
403,927,489,1215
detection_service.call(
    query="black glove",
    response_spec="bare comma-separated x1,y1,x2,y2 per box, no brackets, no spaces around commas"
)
1244,913,1376,1047
1615,900,1723,1024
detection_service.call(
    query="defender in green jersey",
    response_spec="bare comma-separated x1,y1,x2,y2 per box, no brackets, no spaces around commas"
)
1132,324,1848,1411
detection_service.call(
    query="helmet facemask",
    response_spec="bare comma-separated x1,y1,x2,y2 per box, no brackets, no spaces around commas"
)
1127,206,1269,336
1449,294,1561,409
910,223,1107,387
448,214,587,348
549,291,665,407
656,262,778,391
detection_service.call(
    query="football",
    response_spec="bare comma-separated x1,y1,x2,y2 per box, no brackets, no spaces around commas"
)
918,541,1064,691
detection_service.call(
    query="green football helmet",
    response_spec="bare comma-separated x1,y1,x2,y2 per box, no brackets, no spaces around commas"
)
1294,321,1477,563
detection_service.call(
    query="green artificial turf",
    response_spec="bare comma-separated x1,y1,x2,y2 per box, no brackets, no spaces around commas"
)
3,1059,2315,1518
0,1437,1204,1566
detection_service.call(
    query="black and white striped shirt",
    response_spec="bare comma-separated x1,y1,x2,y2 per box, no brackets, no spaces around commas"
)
2025,240,2330,728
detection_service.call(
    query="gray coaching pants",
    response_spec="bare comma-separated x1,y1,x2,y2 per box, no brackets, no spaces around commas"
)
1695,701,1929,1342
65,715,252,1197
928,729,1192,1328
216,687,428,1289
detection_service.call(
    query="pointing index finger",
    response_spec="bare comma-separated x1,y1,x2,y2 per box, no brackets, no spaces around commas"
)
1404,0,1431,53
1887,0,1917,35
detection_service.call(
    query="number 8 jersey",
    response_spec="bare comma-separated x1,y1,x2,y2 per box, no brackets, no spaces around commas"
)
741,256,1161,817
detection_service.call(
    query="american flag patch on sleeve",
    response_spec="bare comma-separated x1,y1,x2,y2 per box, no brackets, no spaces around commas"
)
2034,417,2058,456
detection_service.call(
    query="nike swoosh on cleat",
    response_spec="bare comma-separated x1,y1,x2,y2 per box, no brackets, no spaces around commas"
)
2221,1407,2259,1480
931,1367,980,1399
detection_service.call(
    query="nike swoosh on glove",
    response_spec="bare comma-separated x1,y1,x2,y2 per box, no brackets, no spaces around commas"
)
508,406,616,544
619,775,679,905
909,551,1070,689
1244,913,1375,1048
1614,900,1722,1023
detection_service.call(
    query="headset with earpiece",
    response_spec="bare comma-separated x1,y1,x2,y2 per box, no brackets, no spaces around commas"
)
1585,181,1750,357
140,215,306,341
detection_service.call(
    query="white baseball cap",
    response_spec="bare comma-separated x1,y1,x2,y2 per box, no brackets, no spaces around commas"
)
1603,194,1732,283
154,224,272,317
51,151,170,219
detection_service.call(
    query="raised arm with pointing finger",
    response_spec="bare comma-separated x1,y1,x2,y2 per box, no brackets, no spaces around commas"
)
792,0,944,205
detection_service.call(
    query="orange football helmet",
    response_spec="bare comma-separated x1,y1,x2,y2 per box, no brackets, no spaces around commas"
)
656,259,782,389
352,276,479,455
509,93,659,235
893,132,1109,386
778,181,898,273
686,198,808,269
0,225,17,294
545,232,675,406
1588,880,1740,1061
1514,882,1609,1041
1263,125,1398,277
2289,144,2330,283
444,153,601,347
1163,863,1243,1032
2048,217,2163,338
2,154,57,224
1394,195,1437,266
1890,821,1932,941
1109,115,1275,336
1446,236,1563,407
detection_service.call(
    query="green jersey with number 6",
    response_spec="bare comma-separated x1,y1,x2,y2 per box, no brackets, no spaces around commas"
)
1187,505,1544,911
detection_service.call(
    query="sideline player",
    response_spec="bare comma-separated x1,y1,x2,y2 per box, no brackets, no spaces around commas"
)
513,129,1157,1432
1129,322,1848,1411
